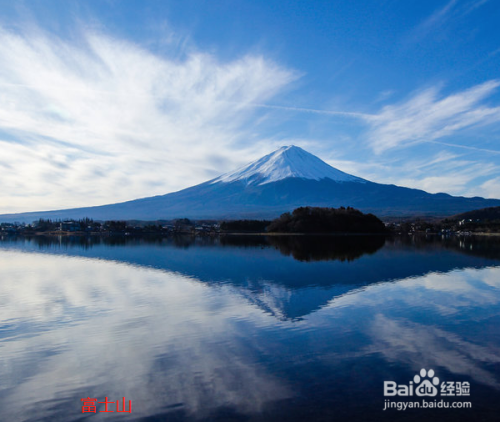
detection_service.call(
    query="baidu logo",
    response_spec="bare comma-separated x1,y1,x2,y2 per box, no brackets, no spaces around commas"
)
383,368,472,411
413,369,440,396
384,368,441,397
384,368,470,398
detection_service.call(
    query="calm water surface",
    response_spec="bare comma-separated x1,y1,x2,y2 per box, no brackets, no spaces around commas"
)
0,235,499,422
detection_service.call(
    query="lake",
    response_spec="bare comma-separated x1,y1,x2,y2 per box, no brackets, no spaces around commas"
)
0,234,499,421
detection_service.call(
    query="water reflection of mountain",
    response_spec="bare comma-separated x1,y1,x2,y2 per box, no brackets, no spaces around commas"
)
2,234,500,320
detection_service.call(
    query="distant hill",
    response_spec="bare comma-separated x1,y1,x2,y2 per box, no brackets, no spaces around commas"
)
2,145,500,223
451,206,500,221
267,206,387,234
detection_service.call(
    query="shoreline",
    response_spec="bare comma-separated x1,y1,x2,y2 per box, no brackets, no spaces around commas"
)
3,231,500,238
4,231,391,237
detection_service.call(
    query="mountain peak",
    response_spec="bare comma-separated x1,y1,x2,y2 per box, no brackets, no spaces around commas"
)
211,145,364,186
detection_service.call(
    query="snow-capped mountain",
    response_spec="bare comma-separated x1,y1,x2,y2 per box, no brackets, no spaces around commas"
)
212,145,363,185
2,145,500,222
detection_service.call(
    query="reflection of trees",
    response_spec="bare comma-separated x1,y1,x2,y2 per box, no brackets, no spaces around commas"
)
392,234,500,261
20,234,213,249
23,235,100,251
4,234,386,262
6,233,500,263
267,235,386,262
220,235,269,248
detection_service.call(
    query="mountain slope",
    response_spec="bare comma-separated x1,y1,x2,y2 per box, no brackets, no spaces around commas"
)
2,145,500,222
451,206,500,221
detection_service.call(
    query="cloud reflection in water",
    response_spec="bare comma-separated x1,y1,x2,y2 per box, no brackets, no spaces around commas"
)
0,239,499,420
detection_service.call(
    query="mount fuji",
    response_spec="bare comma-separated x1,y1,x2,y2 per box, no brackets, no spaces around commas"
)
2,145,500,222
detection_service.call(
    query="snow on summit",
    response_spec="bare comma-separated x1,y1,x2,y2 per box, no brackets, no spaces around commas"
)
212,145,364,186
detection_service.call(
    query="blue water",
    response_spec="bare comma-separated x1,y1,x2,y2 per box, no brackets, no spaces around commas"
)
0,235,499,421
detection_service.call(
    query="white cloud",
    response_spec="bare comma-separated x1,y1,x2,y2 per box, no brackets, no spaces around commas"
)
366,80,500,154
472,176,500,198
376,156,498,195
0,26,297,212
399,175,481,195
324,151,500,196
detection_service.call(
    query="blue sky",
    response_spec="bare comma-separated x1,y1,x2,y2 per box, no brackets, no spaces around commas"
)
1,0,500,213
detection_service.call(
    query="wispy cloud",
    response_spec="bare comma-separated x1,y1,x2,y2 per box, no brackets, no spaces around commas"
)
366,80,500,154
327,151,500,196
460,0,491,16
242,102,372,119
408,0,491,42
0,25,297,212
416,0,459,36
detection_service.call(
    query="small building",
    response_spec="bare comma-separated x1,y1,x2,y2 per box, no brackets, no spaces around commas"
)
60,221,80,232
